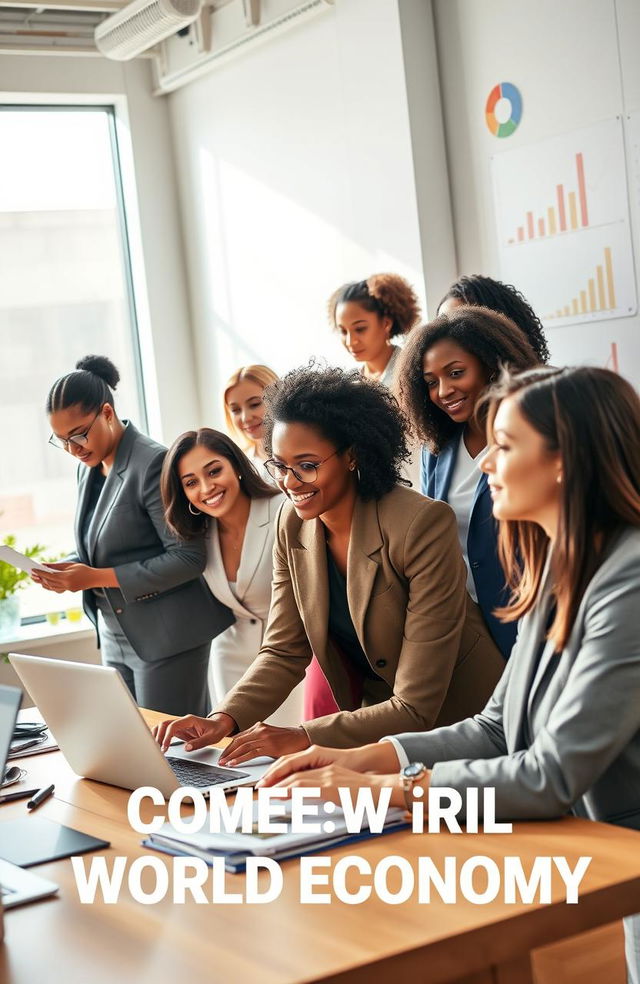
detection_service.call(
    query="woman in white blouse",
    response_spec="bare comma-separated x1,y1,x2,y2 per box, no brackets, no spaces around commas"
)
161,428,302,725
396,306,539,659
223,365,279,477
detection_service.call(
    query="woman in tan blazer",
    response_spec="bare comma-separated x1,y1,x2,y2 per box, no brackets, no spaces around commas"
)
154,365,504,761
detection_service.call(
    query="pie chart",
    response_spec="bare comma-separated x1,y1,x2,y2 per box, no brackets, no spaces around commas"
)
486,82,522,138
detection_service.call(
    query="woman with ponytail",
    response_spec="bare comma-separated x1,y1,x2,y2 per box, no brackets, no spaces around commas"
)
328,273,421,386
33,355,233,716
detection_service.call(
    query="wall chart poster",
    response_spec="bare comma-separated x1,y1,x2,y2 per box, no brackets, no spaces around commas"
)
491,117,637,328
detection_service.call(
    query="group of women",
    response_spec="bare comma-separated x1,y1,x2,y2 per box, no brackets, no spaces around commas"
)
34,270,640,981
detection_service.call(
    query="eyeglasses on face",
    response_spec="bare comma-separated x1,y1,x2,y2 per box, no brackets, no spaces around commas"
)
264,449,340,484
48,408,103,451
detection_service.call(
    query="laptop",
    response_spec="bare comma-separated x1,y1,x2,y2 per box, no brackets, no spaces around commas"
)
0,685,59,909
8,654,272,798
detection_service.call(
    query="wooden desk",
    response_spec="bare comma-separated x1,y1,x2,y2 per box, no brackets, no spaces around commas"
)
1,710,638,984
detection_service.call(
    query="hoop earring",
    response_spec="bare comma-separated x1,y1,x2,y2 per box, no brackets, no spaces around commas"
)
188,502,201,516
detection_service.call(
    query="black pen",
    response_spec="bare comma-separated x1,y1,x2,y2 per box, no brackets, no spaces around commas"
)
0,787,40,804
27,783,55,810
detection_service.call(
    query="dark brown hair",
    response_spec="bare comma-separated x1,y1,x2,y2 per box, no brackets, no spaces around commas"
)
328,273,421,338
161,429,279,540
439,274,550,363
396,306,539,453
486,366,640,650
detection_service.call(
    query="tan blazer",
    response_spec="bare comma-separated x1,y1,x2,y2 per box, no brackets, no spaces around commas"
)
218,485,504,747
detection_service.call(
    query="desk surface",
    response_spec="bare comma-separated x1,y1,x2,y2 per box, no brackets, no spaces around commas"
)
1,710,639,984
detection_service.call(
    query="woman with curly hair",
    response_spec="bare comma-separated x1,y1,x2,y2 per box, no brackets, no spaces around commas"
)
154,364,503,761
396,307,539,659
223,364,279,472
438,273,550,364
328,273,421,385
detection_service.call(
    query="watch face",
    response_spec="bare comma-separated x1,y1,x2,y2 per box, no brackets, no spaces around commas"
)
404,761,425,778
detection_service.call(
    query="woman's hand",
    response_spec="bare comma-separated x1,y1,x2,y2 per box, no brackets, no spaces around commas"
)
31,562,96,593
257,741,401,787
153,712,236,752
218,722,311,766
258,762,403,808
31,562,118,593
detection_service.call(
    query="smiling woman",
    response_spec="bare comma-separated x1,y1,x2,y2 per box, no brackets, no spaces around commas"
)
223,365,279,475
160,428,302,723
396,308,539,659
34,355,234,716
152,365,504,765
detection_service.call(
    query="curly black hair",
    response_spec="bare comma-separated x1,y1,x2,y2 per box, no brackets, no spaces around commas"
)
439,274,550,363
262,364,411,501
396,306,539,454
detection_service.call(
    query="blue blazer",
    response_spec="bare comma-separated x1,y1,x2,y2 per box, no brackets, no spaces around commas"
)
420,430,516,660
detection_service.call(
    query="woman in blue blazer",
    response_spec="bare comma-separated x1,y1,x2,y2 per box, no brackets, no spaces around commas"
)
396,307,539,658
32,355,233,716
259,365,640,982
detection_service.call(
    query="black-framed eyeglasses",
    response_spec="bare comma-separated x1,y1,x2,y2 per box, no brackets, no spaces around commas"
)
48,408,103,451
264,450,340,484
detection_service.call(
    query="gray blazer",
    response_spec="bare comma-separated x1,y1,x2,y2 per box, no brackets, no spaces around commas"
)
75,422,233,662
393,526,640,828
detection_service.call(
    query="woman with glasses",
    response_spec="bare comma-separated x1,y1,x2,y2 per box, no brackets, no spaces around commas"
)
255,365,640,984
160,428,303,723
32,355,233,716
153,365,504,763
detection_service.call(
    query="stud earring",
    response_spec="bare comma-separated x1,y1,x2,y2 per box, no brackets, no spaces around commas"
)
188,502,201,516
238,474,242,481
557,475,562,484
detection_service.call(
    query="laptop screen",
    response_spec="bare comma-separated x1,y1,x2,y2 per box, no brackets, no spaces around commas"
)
0,685,22,777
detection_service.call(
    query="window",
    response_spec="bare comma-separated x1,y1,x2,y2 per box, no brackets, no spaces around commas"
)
0,106,146,620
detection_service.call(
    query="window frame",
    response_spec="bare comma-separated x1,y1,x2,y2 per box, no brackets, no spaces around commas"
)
0,100,151,625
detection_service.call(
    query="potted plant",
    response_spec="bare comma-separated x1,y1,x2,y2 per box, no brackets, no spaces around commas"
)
0,534,49,637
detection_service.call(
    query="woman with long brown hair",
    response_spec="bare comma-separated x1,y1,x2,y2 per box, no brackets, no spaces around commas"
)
258,366,640,982
160,428,303,724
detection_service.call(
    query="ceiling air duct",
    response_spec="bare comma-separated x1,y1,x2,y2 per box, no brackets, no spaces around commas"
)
95,0,202,61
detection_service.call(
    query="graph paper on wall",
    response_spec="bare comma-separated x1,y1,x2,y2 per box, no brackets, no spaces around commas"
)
491,117,637,328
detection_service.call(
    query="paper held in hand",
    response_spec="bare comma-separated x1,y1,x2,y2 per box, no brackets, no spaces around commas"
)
0,546,56,575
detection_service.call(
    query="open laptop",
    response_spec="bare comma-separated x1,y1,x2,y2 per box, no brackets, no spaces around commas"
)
9,654,272,798
0,685,59,908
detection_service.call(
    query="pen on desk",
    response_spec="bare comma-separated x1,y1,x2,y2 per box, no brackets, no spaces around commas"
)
0,787,40,804
10,738,44,754
27,783,55,811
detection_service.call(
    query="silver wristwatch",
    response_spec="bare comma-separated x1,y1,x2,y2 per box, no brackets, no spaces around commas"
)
400,761,427,811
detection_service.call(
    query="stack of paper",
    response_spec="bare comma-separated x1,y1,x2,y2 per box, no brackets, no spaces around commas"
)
145,798,408,872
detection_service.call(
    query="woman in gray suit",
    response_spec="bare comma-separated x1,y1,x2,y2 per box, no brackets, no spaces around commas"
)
259,365,640,982
32,355,233,716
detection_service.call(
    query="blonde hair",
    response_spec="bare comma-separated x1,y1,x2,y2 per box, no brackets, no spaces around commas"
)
223,364,279,449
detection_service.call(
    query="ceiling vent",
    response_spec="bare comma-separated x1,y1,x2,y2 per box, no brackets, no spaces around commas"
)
94,0,202,61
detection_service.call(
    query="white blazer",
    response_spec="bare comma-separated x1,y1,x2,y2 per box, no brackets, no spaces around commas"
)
203,494,303,727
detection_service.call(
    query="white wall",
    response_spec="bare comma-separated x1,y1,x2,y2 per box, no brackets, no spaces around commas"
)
168,0,453,426
0,55,197,444
432,0,640,385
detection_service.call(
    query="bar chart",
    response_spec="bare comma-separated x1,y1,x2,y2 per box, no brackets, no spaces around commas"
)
492,117,636,327
544,246,616,320
509,151,589,243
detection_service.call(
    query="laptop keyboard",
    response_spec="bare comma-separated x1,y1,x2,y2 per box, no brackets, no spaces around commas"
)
166,757,250,787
